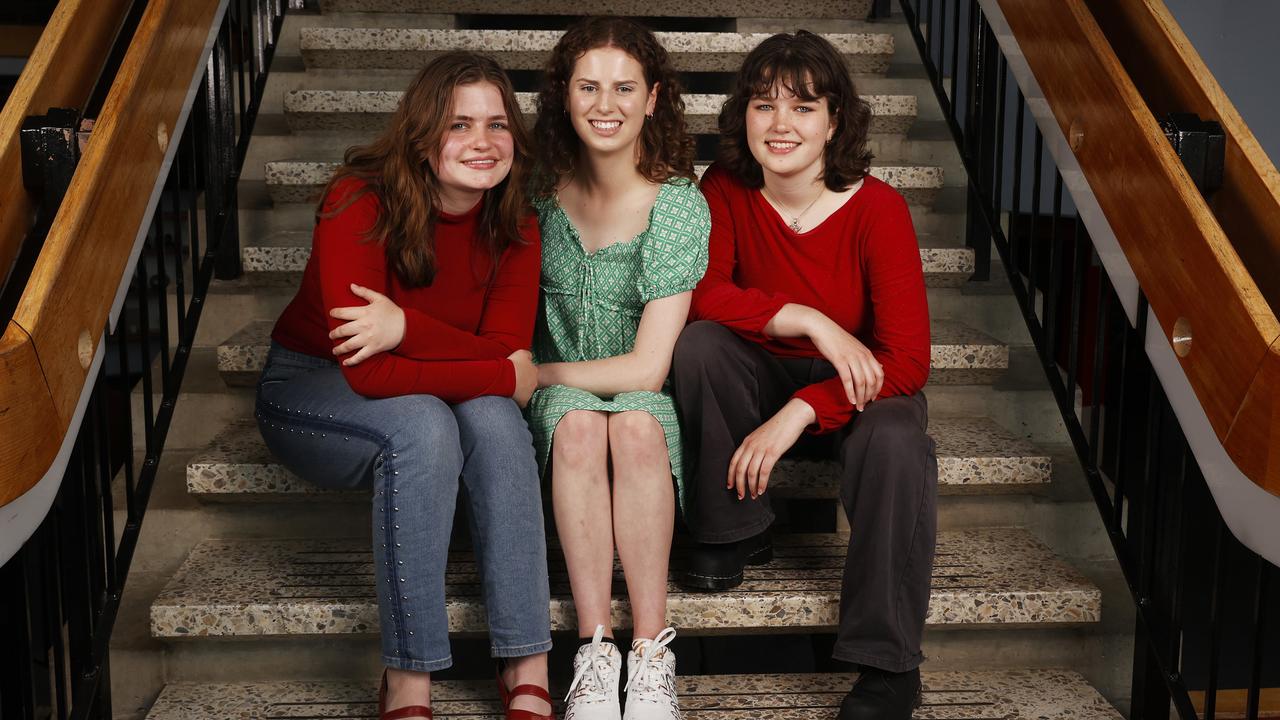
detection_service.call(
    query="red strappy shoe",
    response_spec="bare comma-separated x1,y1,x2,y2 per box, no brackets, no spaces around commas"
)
496,668,556,720
378,670,433,720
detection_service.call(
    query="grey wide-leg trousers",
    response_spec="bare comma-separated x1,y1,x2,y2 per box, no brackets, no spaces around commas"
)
670,321,938,672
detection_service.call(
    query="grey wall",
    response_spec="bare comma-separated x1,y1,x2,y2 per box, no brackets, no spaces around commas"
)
1163,0,1280,167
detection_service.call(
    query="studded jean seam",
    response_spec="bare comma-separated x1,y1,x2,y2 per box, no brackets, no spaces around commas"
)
255,346,462,669
254,401,420,661
255,342,552,670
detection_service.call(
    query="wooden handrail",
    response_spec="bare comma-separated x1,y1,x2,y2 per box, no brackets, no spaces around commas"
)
0,0,223,506
0,0,132,303
1085,0,1280,314
995,0,1280,496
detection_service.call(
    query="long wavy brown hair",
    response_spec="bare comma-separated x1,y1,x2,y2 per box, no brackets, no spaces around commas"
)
320,52,532,287
532,16,696,194
717,30,873,190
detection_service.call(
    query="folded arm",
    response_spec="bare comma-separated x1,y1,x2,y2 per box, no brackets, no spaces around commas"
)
537,291,692,396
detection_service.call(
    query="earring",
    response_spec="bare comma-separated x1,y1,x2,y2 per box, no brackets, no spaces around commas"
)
645,112,654,120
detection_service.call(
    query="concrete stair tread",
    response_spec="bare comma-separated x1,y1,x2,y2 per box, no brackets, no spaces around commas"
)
149,527,1100,638
145,669,1122,719
299,28,894,73
240,242,973,288
214,318,1007,386
284,90,918,135
317,0,874,20
263,160,945,205
189,415,1049,499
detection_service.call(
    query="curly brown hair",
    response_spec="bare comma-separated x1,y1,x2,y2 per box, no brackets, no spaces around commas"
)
321,52,532,287
717,30,873,190
532,16,696,195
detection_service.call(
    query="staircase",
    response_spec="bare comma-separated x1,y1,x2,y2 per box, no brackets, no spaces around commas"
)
109,2,1135,718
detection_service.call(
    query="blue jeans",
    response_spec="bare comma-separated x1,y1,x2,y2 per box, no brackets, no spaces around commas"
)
255,342,552,672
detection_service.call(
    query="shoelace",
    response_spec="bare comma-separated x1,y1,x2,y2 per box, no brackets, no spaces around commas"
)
564,625,614,703
624,627,678,696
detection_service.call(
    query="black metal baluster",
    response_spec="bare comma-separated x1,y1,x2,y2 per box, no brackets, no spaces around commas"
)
171,142,189,342
949,0,961,120
45,517,69,720
1163,447,1190,711
923,0,935,70
991,55,1007,225
153,200,173,395
1043,173,1064,361
1065,220,1087,407
95,377,118,595
1204,516,1225,720
1245,557,1269,720
1006,93,1025,294
971,12,999,282
1026,130,1043,318
136,262,156,459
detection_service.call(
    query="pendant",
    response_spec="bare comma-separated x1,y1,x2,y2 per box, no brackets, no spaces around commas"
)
789,218,802,232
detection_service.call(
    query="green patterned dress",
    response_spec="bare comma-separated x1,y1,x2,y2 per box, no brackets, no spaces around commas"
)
527,178,710,511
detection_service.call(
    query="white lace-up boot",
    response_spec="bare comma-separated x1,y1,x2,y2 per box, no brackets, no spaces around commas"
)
564,625,622,720
622,627,681,720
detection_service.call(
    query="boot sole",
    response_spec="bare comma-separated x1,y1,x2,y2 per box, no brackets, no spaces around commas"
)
676,569,744,592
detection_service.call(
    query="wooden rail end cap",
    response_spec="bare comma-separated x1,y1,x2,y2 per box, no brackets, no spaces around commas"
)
0,322,63,507
1223,338,1280,497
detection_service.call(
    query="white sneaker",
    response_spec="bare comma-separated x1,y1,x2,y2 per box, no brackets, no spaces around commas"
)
623,628,681,720
564,625,622,720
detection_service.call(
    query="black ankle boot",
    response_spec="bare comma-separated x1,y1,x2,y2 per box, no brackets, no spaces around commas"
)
678,530,772,591
836,666,922,720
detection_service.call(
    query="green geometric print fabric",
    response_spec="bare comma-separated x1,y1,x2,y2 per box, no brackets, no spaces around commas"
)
526,178,711,512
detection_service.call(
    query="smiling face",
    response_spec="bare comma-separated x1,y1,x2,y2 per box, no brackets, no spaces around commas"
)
745,78,836,184
428,81,515,213
566,46,658,159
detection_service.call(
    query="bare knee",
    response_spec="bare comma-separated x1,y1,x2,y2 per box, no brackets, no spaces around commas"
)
607,411,669,471
552,410,609,474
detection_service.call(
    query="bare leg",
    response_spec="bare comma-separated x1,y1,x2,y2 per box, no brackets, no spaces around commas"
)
552,410,616,638
385,669,431,717
501,652,552,715
608,411,675,640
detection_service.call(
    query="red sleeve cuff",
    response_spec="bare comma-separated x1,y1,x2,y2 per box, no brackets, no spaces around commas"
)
792,379,854,434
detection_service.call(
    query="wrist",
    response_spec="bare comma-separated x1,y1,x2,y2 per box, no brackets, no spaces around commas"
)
535,362,556,388
793,305,824,338
782,397,817,428
393,307,406,350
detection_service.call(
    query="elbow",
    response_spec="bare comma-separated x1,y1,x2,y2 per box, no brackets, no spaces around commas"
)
340,365,387,399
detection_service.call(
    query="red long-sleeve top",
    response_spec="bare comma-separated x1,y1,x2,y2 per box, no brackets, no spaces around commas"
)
692,164,931,433
271,177,541,401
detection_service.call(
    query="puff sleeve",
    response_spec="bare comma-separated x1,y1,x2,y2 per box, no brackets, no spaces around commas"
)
636,180,710,303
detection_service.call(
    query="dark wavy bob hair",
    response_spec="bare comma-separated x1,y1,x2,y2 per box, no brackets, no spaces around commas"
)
321,51,532,288
717,30,873,190
532,16,696,195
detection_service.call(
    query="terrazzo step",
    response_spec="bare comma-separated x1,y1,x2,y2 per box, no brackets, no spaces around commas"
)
145,669,1122,720
317,0,873,20
149,527,1100,638
299,28,893,74
264,160,945,206
240,243,973,288
284,90,918,135
188,415,1048,499
215,318,1006,387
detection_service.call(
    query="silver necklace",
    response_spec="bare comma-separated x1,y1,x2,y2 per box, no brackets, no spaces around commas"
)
762,185,825,232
